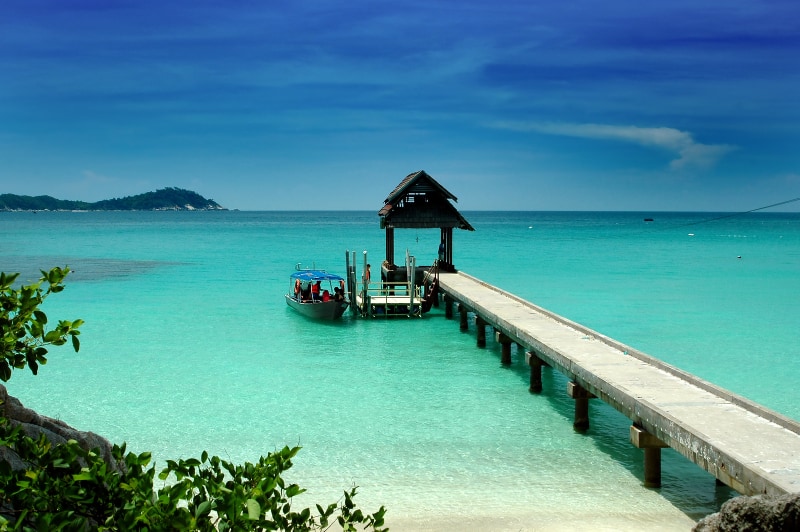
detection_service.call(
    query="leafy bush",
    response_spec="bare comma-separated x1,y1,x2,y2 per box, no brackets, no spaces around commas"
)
0,421,387,531
0,266,83,382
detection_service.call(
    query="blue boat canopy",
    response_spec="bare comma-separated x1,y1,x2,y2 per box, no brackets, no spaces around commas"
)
290,269,345,282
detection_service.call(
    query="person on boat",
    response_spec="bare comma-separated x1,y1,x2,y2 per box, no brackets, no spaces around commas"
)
322,289,330,302
365,264,371,285
294,279,302,300
311,281,322,301
333,286,344,301
300,282,311,302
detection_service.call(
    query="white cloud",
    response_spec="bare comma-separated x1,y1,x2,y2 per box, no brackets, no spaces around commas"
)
494,121,736,169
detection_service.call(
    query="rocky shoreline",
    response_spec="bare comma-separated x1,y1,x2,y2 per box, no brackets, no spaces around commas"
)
0,384,119,473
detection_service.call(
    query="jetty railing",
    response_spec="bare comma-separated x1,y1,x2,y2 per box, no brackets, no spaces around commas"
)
347,249,425,318
354,280,424,318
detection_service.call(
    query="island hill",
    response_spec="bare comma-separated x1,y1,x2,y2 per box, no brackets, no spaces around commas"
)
0,187,225,211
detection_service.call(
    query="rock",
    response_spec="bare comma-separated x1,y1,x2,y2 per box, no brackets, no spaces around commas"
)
0,383,121,472
694,492,800,531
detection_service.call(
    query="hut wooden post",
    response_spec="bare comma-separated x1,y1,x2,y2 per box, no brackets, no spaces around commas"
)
440,227,454,266
385,227,395,266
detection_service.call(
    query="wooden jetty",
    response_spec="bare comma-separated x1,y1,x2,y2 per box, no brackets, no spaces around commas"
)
348,170,472,318
365,170,800,494
435,270,800,496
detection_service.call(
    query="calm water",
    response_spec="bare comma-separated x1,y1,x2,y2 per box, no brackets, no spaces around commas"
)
2,210,799,530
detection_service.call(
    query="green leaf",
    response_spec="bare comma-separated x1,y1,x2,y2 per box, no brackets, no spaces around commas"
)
195,500,212,518
73,471,94,481
246,498,261,520
71,334,80,352
285,484,305,498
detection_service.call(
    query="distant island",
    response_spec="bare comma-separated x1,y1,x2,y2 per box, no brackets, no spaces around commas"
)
0,187,225,211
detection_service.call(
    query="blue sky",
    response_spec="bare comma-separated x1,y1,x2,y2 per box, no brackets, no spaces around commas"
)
1,0,798,211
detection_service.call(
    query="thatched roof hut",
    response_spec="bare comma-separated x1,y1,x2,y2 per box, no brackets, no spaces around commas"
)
379,170,473,271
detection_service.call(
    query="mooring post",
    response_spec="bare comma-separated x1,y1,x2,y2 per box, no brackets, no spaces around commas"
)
444,294,453,319
475,316,486,347
495,331,512,365
459,304,469,331
630,425,669,488
567,381,595,432
526,351,543,393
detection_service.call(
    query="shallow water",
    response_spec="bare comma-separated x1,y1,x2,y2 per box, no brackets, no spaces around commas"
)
3,210,798,529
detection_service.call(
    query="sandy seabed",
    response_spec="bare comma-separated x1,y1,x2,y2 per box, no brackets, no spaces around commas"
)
382,513,696,531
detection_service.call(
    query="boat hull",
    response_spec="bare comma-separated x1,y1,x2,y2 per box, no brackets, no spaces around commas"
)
285,295,349,320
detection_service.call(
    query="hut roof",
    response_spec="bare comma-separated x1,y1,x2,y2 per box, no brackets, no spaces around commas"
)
379,170,474,230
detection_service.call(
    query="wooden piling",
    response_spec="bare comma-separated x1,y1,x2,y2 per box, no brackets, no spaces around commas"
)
476,316,486,347
630,425,669,488
526,351,543,393
459,304,469,331
568,382,595,432
495,331,512,365
444,294,453,319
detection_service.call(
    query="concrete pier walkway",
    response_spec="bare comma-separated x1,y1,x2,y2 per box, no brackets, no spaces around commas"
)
436,270,800,496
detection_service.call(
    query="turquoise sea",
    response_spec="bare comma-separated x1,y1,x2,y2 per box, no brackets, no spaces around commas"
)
3,210,799,530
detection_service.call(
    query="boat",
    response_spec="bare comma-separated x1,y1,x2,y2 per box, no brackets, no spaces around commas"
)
286,268,349,320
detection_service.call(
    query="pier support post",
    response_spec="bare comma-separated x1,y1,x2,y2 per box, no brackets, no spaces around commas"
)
567,382,595,432
630,425,669,488
526,351,543,393
459,304,469,331
444,295,453,319
476,316,486,347
495,331,512,365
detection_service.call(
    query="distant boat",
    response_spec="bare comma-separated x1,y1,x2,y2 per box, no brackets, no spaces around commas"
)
644,218,654,222
286,268,349,320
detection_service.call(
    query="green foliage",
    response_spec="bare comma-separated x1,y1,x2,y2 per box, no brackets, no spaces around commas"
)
0,267,83,382
0,416,388,531
0,188,223,211
0,194,92,211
